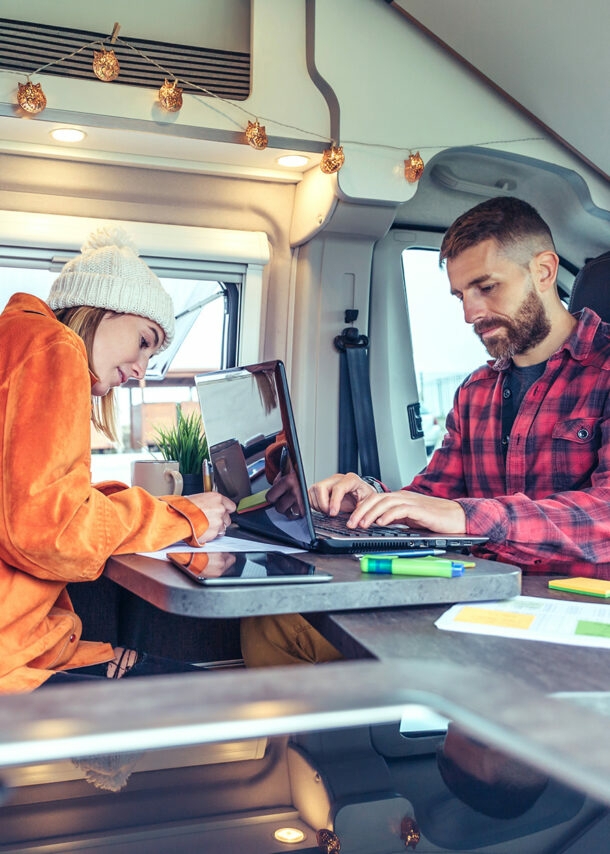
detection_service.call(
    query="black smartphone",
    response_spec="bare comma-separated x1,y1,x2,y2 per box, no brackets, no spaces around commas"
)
166,550,333,585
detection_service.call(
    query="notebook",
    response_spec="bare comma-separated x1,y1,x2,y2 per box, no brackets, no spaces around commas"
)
195,360,488,554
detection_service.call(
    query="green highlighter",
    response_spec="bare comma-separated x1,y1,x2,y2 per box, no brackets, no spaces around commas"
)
359,556,465,577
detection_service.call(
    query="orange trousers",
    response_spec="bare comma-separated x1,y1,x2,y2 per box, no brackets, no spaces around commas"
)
240,613,343,667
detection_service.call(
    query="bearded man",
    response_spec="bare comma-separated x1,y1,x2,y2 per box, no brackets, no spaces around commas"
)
242,196,610,666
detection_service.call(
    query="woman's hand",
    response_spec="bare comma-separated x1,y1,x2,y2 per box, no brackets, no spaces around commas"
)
186,492,236,542
308,472,376,516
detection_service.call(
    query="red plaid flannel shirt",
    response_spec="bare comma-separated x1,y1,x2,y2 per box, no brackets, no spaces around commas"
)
408,308,610,576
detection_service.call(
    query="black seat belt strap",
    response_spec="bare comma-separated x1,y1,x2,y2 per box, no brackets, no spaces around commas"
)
334,314,381,480
338,344,359,473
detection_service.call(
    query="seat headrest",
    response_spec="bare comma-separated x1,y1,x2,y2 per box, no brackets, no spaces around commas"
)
568,250,610,320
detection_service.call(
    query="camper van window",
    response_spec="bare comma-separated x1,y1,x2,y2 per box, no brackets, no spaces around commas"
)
0,266,237,483
402,248,488,451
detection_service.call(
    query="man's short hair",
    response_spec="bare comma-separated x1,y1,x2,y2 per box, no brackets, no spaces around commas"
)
439,196,556,266
436,740,549,819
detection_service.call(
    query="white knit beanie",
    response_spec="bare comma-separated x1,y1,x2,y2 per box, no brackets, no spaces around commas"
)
48,227,175,349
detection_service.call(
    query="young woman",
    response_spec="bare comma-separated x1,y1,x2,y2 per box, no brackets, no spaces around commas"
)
0,227,235,692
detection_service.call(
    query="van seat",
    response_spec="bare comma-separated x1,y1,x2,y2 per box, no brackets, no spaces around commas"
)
568,250,610,320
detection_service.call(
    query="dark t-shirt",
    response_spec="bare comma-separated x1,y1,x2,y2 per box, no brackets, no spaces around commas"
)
501,361,547,457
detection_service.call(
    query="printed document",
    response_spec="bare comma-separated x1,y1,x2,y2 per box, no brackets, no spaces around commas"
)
139,533,305,560
436,595,610,649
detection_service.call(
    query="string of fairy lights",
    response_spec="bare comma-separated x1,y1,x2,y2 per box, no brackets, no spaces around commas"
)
5,22,544,183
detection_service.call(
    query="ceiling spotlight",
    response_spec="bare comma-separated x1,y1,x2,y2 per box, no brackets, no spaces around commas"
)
276,155,310,168
50,128,87,143
273,827,306,844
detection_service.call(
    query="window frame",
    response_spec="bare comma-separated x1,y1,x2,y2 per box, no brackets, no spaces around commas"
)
0,210,270,366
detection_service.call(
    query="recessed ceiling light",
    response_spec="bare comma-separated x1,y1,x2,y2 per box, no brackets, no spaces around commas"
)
50,128,87,143
276,154,309,168
273,827,306,844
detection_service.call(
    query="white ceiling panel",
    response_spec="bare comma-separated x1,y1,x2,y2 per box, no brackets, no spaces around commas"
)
392,0,609,180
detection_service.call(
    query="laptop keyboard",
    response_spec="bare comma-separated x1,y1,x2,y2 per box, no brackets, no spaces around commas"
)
311,509,409,538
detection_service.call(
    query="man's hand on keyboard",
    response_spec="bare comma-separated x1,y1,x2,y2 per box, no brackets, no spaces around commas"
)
308,472,376,517
347,490,467,534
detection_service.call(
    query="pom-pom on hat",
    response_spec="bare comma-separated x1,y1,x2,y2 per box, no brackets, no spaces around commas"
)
48,226,175,349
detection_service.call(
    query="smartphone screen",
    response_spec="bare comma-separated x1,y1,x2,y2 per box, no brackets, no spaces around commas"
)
166,550,333,585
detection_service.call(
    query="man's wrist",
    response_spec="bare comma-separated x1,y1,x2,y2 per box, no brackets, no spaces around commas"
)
361,475,386,493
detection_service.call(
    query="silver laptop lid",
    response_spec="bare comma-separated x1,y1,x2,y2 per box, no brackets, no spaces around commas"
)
195,360,317,549
196,360,489,554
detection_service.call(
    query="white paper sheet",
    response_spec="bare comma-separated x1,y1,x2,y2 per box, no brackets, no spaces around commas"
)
139,534,306,561
435,595,610,649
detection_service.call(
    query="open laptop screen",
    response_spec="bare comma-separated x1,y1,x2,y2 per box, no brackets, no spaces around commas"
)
195,361,317,549
197,361,490,554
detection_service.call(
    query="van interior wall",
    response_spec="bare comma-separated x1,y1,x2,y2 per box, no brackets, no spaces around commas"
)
0,148,416,483
290,200,399,484
370,228,429,490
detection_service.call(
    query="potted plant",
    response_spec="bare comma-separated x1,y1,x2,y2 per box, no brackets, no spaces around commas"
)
152,405,209,495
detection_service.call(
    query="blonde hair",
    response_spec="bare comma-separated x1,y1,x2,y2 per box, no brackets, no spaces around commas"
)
53,305,118,443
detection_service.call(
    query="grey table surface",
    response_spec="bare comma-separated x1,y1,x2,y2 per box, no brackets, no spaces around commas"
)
105,544,609,698
312,575,610,694
105,545,521,617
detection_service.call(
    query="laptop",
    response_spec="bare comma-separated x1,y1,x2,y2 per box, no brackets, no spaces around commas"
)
195,360,488,554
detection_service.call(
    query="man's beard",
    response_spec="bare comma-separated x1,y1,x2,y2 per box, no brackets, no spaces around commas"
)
474,288,551,361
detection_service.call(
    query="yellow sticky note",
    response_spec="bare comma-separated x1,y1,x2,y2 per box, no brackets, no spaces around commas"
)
549,577,610,598
454,606,535,630
237,488,269,513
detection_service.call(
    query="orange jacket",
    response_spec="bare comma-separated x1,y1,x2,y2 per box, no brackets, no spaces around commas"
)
0,294,209,693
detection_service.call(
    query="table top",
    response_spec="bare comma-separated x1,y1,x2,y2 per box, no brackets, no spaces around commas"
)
313,574,610,695
105,546,520,618
105,545,609,698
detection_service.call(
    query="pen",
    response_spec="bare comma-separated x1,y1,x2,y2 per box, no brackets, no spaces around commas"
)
279,445,289,476
360,556,465,577
353,549,446,559
203,459,215,492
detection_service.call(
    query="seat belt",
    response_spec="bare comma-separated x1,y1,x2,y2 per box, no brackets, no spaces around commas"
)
334,311,381,480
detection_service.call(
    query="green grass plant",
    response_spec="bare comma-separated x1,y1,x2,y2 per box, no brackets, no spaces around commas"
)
152,406,209,475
